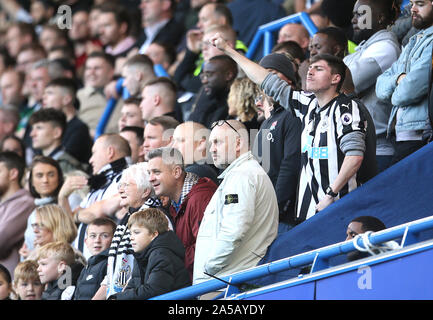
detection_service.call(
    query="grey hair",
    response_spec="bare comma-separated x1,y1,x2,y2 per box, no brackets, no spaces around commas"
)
147,147,185,170
121,162,154,196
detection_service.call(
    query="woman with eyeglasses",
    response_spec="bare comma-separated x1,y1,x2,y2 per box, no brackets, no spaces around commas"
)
19,156,64,260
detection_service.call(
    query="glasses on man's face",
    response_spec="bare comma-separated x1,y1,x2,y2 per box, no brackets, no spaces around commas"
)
211,120,240,136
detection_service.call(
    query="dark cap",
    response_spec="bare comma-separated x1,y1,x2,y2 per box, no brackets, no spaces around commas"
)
259,53,297,85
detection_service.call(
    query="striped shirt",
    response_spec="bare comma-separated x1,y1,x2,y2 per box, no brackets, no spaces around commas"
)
262,73,367,222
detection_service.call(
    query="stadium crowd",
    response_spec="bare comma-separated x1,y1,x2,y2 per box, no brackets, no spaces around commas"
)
0,0,432,300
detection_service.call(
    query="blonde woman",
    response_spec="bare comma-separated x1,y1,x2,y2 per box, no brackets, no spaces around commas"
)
227,77,261,134
27,204,77,260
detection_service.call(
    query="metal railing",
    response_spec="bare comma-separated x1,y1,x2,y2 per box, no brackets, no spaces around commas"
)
151,214,433,300
245,12,317,60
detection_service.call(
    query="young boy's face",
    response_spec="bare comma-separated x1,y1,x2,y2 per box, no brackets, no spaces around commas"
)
85,224,114,256
37,256,63,284
130,224,157,253
14,278,44,300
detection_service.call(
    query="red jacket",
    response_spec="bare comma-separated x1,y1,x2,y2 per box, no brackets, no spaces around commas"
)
169,177,217,279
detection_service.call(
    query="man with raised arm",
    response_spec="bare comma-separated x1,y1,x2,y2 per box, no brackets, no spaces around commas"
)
209,33,372,223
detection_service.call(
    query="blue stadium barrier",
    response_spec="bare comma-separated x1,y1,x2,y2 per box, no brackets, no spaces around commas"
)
93,63,168,139
151,214,433,300
246,12,317,60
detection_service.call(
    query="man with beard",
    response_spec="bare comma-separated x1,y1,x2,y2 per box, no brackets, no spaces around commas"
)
188,55,238,128
376,0,433,164
344,0,401,172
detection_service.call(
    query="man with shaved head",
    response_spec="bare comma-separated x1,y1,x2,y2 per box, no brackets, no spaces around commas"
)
193,119,278,288
277,23,311,55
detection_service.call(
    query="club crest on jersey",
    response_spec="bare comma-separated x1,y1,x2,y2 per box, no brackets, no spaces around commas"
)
341,113,353,125
320,116,329,132
270,121,278,131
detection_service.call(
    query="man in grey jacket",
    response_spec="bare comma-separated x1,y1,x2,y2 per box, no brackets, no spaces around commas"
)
376,0,433,164
344,0,402,172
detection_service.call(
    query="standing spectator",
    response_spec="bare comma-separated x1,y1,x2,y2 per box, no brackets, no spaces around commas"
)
147,147,217,277
210,35,373,222
29,108,84,174
20,156,64,261
188,55,238,128
42,77,93,164
58,134,130,259
344,0,401,172
376,0,433,164
137,0,185,54
0,152,35,277
193,120,279,286
172,121,219,184
76,52,117,136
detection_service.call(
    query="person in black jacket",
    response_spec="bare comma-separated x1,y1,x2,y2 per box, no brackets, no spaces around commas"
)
73,217,116,300
108,208,190,300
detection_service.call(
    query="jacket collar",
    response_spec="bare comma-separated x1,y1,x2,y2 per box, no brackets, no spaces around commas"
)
218,151,253,180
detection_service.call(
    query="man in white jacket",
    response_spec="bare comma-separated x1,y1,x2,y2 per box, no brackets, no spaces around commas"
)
193,119,278,286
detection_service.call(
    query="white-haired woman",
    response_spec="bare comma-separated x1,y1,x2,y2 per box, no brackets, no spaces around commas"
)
93,162,171,300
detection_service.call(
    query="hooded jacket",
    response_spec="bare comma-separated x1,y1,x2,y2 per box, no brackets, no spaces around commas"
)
344,29,401,156
111,231,190,300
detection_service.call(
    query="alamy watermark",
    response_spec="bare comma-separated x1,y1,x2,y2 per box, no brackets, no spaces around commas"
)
56,5,72,30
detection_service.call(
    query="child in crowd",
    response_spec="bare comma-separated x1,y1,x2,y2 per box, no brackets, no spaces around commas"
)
13,260,44,300
36,241,76,300
0,264,13,300
74,217,116,300
108,208,190,300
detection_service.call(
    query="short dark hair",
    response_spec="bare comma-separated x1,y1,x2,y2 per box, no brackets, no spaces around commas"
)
146,76,178,93
28,155,64,198
29,108,67,137
10,22,37,41
121,126,144,145
208,55,238,79
272,40,306,63
316,27,348,58
0,135,26,159
351,216,387,233
309,53,346,91
88,217,117,235
214,3,233,27
123,97,142,106
87,51,115,68
46,77,78,96
99,3,131,35
0,264,11,285
151,41,177,65
0,151,26,184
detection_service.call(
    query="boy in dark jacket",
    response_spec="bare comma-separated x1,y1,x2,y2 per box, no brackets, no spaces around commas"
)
74,217,116,300
109,208,191,300
36,241,76,300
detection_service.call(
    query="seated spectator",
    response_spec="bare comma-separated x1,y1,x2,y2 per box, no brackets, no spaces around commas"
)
29,108,84,174
344,0,401,172
0,70,27,112
277,23,311,55
172,121,219,184
107,208,190,300
0,152,34,277
119,54,156,99
0,106,20,142
98,3,137,60
227,77,261,135
73,217,116,300
376,0,433,165
0,264,12,300
137,0,185,54
76,51,119,136
4,22,37,59
142,116,180,161
28,204,77,261
30,0,56,34
92,162,163,299
20,156,64,261
345,216,398,261
139,77,180,122
0,135,26,159
147,147,217,277
120,126,145,164
193,120,279,288
144,41,177,76
188,55,238,128
39,24,70,53
16,43,46,75
118,98,144,132
42,77,93,164
36,241,78,300
13,260,44,300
